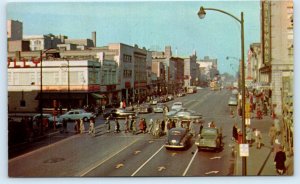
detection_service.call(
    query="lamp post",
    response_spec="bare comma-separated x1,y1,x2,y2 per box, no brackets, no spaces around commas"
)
198,6,246,175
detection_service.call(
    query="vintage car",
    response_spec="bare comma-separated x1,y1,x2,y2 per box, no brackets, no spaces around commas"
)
153,103,167,113
32,113,63,127
135,104,153,114
171,108,202,120
165,127,193,150
60,109,96,122
171,102,183,111
103,108,137,119
228,95,238,106
195,127,223,151
150,98,159,105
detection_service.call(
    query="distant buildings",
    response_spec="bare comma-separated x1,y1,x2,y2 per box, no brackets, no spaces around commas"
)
6,19,221,113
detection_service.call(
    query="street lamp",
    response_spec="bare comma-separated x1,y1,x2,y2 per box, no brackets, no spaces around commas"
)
198,6,246,175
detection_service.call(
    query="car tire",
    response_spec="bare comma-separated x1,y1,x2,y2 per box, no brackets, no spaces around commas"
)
83,117,88,122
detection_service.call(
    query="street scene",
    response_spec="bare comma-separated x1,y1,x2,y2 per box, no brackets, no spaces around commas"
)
7,0,294,177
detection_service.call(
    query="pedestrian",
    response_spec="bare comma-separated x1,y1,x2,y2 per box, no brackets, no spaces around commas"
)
89,117,96,136
105,116,111,133
254,128,262,149
79,118,85,134
139,118,145,133
114,118,120,133
142,118,147,133
59,104,63,115
246,126,253,145
62,119,68,133
147,118,153,134
189,120,196,136
273,139,282,155
161,119,165,133
274,117,281,136
129,116,134,132
124,117,129,133
209,121,216,128
274,146,286,175
74,119,80,134
268,123,277,145
132,119,137,135
199,122,204,135
256,104,263,119
232,123,238,141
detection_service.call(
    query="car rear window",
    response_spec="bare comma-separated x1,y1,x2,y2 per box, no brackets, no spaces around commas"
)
170,130,183,135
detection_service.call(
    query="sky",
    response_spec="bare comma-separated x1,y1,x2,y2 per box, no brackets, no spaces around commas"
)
6,1,261,75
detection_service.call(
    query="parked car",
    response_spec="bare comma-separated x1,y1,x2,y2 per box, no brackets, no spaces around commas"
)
165,127,193,150
103,108,137,119
33,113,63,127
177,92,186,97
228,96,238,106
150,99,158,105
195,127,222,151
60,109,96,122
167,94,174,101
171,102,183,111
153,103,166,113
135,104,153,114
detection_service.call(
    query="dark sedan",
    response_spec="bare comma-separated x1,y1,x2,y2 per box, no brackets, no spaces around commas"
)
164,127,193,150
103,108,136,119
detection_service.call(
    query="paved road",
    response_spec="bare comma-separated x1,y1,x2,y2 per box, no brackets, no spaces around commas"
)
9,88,238,177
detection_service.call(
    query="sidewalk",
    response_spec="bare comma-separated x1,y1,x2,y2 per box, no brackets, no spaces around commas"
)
235,115,294,176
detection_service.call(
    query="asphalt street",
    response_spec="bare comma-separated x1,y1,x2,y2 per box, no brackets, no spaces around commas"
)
9,88,238,177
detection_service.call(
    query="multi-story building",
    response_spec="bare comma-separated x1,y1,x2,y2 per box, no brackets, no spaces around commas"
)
8,51,101,112
247,43,261,83
183,52,198,87
7,20,23,41
261,0,294,154
198,56,219,84
151,60,166,95
23,34,64,51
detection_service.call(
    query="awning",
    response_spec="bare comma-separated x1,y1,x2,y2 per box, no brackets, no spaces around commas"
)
91,93,106,99
35,93,86,100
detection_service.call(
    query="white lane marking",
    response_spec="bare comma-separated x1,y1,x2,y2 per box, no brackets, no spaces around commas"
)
182,149,198,176
210,156,221,160
131,145,164,176
134,150,141,155
78,138,139,176
205,170,219,175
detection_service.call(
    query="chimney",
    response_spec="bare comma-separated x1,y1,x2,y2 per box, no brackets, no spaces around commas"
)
92,31,96,47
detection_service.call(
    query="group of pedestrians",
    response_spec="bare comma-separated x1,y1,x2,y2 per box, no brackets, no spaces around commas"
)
232,121,287,175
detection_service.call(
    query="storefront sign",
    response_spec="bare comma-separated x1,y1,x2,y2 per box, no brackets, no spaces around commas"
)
7,57,41,68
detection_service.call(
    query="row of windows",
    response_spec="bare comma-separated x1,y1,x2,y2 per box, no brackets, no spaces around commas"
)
123,70,132,78
123,54,132,63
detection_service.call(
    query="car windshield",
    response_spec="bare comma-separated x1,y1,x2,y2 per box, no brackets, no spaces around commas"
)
202,129,217,136
170,130,183,136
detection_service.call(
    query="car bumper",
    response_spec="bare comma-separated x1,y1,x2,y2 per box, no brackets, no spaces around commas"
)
164,144,185,149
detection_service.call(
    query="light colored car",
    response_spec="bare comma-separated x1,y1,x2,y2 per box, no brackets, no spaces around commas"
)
171,102,183,111
172,108,202,120
60,109,95,122
150,99,158,105
167,94,174,101
33,113,63,127
153,103,165,113
228,96,238,106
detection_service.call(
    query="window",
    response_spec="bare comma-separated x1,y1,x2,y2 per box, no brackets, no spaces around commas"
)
123,54,132,63
20,100,26,107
